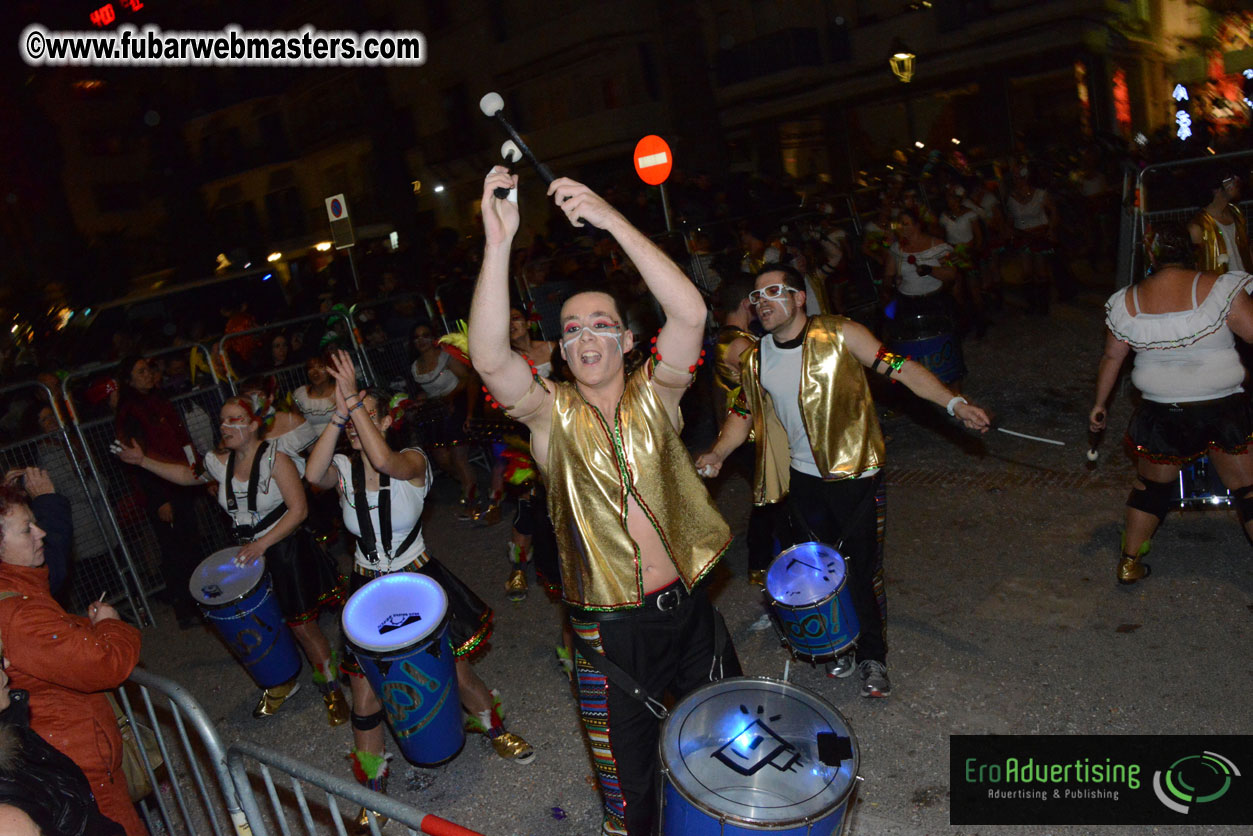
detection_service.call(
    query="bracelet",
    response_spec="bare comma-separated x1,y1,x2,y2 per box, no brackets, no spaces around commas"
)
347,401,366,414
332,418,349,429
946,395,968,416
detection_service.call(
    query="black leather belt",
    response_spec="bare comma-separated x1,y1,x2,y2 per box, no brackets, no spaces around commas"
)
572,581,696,621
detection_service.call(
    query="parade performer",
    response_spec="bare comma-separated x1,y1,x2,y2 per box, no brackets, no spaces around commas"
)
697,264,989,696
293,353,341,434
469,167,741,836
1089,222,1253,584
238,378,318,472
712,275,777,587
888,208,967,387
1006,165,1058,315
409,323,480,519
305,350,533,826
939,185,987,337
1189,170,1249,274
115,396,348,723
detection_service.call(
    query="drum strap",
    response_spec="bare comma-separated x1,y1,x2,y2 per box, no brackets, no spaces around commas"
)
569,611,733,720
226,441,286,540
351,456,422,564
570,632,670,719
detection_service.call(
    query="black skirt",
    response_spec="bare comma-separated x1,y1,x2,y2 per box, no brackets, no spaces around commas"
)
1124,392,1253,465
267,527,347,624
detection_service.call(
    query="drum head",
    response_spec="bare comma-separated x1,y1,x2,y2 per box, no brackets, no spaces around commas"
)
660,677,859,827
190,547,263,606
765,542,846,608
343,573,448,653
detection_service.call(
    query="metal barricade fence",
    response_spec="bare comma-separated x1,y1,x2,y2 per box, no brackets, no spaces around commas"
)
348,293,438,393
61,345,235,626
119,668,250,836
227,740,485,836
0,380,144,616
1129,149,1253,286
217,312,377,396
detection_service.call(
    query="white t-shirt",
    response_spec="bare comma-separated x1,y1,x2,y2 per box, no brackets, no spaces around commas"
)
1105,271,1252,403
412,353,460,398
334,450,431,572
760,335,821,478
1218,221,1246,272
890,240,952,296
202,443,288,540
293,386,337,431
939,210,979,246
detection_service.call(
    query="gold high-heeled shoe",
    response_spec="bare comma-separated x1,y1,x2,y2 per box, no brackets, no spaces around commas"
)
505,568,528,602
252,678,301,719
490,730,535,764
324,688,350,726
1116,554,1151,584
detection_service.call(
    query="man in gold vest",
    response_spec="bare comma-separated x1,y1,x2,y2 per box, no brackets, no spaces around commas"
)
697,264,989,698
469,167,741,836
1189,171,1249,273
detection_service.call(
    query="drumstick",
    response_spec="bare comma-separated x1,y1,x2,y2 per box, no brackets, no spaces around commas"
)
995,427,1065,446
1086,427,1104,466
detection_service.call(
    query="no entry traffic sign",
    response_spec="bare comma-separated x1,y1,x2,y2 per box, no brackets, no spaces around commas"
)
634,135,672,185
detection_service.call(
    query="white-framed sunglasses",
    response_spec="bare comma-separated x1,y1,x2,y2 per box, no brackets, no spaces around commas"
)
748,283,798,304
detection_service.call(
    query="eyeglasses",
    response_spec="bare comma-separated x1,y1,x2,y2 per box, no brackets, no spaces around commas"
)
748,284,798,304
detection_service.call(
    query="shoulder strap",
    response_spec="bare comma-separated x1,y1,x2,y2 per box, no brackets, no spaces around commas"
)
351,456,392,562
224,449,238,512
246,441,269,513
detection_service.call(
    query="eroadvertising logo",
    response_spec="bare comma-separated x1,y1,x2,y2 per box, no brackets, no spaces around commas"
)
950,736,1253,825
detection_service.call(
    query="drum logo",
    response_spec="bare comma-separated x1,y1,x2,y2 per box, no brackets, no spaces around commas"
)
378,612,421,635
713,704,802,777
201,584,223,599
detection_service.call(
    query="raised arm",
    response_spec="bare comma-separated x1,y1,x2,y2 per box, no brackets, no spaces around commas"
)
469,167,554,431
327,349,426,482
304,368,350,490
843,319,990,432
548,177,706,402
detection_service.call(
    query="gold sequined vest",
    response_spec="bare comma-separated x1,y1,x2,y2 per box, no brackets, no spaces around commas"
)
545,367,731,610
714,326,756,392
740,315,885,505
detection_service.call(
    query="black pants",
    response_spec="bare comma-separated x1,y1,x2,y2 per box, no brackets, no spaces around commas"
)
150,486,200,617
571,584,742,836
785,469,887,664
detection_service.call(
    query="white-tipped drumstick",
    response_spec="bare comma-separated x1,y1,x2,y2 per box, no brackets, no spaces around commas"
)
996,427,1065,446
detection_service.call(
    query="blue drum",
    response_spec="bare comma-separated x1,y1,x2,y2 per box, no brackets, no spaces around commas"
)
888,296,965,384
660,677,860,835
765,542,859,663
342,573,464,766
190,548,302,689
1178,455,1232,509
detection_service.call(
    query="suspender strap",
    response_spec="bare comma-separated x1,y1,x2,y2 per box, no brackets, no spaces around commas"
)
234,504,287,541
225,441,270,513
351,456,418,564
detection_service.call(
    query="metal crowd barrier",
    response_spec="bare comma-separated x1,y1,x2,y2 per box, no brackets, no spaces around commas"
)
216,311,377,395
1129,149,1253,285
118,669,485,836
60,344,237,626
0,380,144,617
348,292,437,393
227,740,485,836
119,667,250,836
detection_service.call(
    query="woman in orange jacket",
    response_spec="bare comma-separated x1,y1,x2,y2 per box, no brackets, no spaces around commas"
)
0,484,143,836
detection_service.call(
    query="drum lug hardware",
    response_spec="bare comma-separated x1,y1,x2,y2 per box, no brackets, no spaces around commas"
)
644,695,669,720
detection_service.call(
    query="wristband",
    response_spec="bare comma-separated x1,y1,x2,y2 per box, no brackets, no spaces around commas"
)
348,401,366,414
946,395,968,417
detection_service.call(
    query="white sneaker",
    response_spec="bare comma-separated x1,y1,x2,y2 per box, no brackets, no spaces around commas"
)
858,659,891,698
825,652,855,679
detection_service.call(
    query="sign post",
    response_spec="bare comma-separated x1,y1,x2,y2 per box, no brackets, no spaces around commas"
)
325,193,360,291
634,135,674,233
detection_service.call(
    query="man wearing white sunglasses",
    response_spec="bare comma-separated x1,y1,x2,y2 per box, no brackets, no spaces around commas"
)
697,264,990,699
469,166,741,836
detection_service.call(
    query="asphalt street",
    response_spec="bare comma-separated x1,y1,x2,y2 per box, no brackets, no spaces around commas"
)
137,278,1253,836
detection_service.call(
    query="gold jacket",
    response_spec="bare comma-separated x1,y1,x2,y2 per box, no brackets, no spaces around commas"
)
714,326,756,392
545,366,731,610
739,315,885,505
1192,206,1250,271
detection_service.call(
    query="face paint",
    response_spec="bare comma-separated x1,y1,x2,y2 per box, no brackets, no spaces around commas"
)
560,322,624,353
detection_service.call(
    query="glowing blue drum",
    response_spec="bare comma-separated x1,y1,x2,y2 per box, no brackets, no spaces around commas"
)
342,573,464,766
190,548,301,689
660,677,860,835
765,542,859,662
1178,455,1232,509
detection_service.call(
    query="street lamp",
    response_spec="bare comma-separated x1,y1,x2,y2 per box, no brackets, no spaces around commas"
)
889,38,915,83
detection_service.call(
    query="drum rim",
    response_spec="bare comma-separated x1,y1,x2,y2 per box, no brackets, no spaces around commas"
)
658,675,860,827
189,547,267,608
341,572,450,653
764,542,847,611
